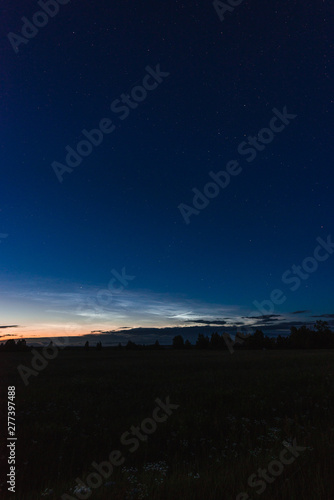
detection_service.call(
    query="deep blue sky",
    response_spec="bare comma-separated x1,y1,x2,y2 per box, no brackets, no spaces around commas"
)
1,0,333,343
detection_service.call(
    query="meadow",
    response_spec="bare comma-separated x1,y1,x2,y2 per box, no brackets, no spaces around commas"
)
1,349,334,499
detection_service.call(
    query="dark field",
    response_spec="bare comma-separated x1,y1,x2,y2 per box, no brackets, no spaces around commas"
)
1,349,334,499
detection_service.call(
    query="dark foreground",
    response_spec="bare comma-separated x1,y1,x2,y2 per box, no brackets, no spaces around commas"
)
1,349,334,499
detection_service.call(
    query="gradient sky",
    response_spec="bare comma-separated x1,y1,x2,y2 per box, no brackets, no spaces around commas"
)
1,0,333,344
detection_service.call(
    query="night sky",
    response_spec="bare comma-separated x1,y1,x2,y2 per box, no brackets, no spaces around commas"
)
1,0,333,344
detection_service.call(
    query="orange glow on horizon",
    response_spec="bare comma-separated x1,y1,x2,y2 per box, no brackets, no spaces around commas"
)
0,322,183,343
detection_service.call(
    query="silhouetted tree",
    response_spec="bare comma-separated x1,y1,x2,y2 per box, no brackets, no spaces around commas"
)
16,339,28,351
276,334,289,349
314,320,329,333
172,335,184,349
196,333,210,349
184,339,192,349
209,332,227,349
126,340,137,350
263,335,275,349
311,321,333,348
4,339,16,351
289,325,311,349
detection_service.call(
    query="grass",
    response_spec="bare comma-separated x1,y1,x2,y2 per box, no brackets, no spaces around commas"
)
1,349,334,499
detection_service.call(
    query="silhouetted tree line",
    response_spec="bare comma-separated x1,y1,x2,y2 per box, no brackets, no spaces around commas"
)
2,322,333,352
0,339,29,351
84,341,103,350
124,340,164,350
172,321,334,350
